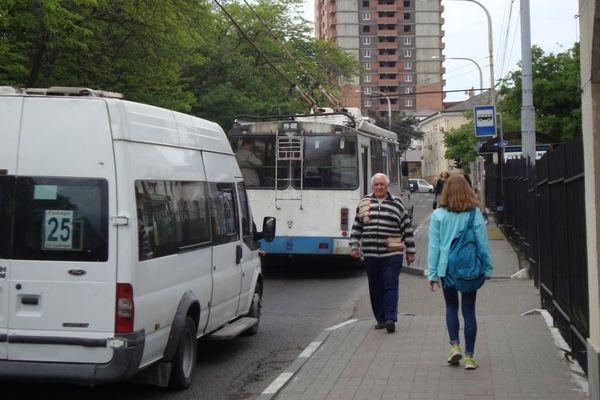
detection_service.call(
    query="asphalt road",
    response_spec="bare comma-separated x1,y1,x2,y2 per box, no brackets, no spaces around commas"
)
3,193,433,400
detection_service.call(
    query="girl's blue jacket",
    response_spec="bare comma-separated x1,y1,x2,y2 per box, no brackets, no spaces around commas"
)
427,207,494,282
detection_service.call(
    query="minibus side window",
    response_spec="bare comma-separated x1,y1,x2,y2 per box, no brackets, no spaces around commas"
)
135,180,211,261
0,176,15,259
208,183,239,245
236,182,251,238
12,177,108,261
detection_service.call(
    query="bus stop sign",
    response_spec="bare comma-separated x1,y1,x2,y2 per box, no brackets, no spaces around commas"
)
473,105,497,137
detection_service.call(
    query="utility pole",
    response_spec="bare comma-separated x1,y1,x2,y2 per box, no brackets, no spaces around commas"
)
520,0,536,163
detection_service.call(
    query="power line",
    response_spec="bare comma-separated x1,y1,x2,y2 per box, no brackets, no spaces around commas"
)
211,0,321,111
240,0,344,110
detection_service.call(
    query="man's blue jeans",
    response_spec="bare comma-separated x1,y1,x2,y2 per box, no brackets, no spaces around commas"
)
364,255,403,323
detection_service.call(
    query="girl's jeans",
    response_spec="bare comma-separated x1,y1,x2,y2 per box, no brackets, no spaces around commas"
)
442,282,477,355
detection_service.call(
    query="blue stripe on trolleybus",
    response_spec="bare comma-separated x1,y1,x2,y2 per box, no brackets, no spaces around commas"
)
260,236,338,255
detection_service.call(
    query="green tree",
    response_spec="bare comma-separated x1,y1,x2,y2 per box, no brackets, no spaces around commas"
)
368,111,424,151
0,0,358,128
188,0,358,128
497,44,581,142
0,0,209,111
443,120,477,166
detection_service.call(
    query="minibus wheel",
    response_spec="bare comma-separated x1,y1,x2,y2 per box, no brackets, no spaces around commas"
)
245,288,262,336
169,317,197,389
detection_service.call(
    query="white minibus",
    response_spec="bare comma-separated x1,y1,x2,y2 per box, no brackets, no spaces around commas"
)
0,86,275,388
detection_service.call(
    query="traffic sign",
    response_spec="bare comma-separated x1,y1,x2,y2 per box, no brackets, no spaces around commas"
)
473,105,497,137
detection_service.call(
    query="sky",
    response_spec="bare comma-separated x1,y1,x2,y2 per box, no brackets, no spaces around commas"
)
302,0,580,102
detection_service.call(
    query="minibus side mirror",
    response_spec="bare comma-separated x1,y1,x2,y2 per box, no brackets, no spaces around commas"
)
262,216,276,242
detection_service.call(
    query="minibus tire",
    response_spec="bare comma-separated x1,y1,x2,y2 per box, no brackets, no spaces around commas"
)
169,317,197,389
244,289,262,336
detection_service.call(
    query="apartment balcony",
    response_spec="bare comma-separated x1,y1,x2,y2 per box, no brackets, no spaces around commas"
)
378,3,397,11
377,41,397,49
377,27,398,35
376,16,397,24
379,78,400,86
378,66,398,74
378,54,399,62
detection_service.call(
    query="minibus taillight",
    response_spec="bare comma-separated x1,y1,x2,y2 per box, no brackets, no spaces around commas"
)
115,283,134,334
340,207,349,230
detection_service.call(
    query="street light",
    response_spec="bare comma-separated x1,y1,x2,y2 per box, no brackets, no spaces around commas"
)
356,89,392,131
448,0,495,105
431,56,484,100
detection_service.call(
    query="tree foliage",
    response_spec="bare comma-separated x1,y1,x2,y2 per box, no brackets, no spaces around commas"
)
443,118,477,166
0,0,358,128
497,44,581,142
368,111,424,151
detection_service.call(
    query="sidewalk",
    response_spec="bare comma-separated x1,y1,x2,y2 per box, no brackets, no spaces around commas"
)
270,219,588,400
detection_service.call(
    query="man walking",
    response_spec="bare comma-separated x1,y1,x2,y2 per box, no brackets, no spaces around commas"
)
350,173,416,332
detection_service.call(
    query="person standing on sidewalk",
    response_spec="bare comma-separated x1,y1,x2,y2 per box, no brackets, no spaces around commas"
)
427,175,493,370
350,173,416,333
433,171,449,209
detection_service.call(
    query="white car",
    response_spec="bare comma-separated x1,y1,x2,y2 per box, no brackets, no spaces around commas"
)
0,86,275,388
410,179,434,193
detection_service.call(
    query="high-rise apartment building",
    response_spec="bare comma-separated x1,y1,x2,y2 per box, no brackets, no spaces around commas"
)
315,0,444,118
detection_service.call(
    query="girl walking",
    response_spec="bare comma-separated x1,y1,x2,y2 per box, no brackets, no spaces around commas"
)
427,175,493,369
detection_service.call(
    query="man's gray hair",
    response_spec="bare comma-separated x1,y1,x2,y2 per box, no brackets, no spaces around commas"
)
371,173,390,186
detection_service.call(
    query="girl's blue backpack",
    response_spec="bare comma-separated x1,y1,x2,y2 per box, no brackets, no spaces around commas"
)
444,209,486,293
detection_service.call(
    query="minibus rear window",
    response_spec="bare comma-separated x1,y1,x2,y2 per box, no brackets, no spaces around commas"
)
11,177,109,262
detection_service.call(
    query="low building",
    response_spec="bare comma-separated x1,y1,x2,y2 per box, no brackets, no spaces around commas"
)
418,94,485,182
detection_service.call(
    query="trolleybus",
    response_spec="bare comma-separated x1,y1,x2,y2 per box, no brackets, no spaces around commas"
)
229,108,413,261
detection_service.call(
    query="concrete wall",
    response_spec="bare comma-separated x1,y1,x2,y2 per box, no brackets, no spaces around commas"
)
581,1,600,398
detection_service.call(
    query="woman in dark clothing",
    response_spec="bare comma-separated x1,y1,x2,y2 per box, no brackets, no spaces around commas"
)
435,171,450,196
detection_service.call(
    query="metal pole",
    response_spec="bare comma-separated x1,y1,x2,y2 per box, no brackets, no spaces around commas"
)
520,0,536,163
372,90,392,131
446,57,484,99
449,0,495,104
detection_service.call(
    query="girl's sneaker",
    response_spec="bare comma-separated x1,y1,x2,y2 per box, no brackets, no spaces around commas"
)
447,344,462,365
464,357,478,370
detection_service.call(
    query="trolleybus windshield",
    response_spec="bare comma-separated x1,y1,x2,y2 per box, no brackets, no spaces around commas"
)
231,136,288,189
292,135,358,190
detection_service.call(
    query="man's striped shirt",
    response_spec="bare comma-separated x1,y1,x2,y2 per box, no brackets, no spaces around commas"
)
350,193,415,258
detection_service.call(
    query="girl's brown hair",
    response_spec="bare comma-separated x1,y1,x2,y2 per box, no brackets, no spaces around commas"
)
438,175,479,212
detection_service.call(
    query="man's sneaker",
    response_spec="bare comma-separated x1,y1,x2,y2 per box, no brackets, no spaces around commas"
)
374,322,385,330
464,357,478,370
385,320,395,333
447,344,462,365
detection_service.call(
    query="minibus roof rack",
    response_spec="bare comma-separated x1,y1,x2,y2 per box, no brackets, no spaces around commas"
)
9,86,124,98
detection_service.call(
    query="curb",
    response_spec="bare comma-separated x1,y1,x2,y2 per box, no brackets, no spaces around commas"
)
402,265,425,276
256,319,359,400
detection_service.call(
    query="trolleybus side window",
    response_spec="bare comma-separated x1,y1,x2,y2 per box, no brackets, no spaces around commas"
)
12,177,108,262
370,139,385,175
232,137,288,189
209,183,239,245
293,135,358,189
388,144,399,184
0,176,15,259
136,180,211,261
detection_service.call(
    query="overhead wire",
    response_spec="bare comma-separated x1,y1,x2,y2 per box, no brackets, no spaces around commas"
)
211,0,321,112
240,0,345,110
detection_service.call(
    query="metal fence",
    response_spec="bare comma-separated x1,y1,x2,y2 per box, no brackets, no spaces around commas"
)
493,134,589,372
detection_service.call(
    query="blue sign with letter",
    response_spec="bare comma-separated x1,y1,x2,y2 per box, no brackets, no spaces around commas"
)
473,105,496,137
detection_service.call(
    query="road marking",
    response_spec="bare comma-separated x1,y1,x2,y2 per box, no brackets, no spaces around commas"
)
261,372,294,395
325,318,358,331
259,319,358,399
298,341,323,358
